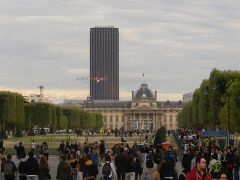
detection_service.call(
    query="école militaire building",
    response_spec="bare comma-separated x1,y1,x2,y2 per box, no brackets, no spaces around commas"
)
63,84,182,131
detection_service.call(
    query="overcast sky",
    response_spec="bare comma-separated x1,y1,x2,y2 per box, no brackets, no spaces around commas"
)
0,0,240,103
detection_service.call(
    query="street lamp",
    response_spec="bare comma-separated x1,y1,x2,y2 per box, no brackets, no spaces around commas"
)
205,86,217,131
204,92,208,130
227,95,230,136
212,87,217,131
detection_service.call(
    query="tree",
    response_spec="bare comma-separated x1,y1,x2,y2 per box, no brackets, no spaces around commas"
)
154,126,166,146
219,79,240,133
192,89,200,129
0,91,25,130
178,69,240,130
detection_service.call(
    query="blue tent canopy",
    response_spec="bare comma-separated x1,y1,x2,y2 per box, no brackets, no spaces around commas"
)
202,131,228,137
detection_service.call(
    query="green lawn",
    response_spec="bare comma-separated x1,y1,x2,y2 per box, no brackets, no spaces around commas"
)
2,134,150,155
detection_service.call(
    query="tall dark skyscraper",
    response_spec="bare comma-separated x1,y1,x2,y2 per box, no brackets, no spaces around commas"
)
90,26,119,100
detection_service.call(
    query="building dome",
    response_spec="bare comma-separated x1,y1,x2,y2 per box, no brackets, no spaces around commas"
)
133,83,156,100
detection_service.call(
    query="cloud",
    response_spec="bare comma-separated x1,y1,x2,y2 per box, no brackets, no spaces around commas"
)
0,0,240,103
0,86,182,103
65,68,89,76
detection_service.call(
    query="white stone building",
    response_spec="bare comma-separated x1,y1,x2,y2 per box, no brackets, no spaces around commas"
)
83,84,182,131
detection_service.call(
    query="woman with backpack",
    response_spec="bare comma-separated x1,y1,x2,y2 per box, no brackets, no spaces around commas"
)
3,154,17,180
83,155,98,180
101,155,117,180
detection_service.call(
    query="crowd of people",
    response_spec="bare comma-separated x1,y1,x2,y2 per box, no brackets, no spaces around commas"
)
0,129,239,179
0,136,182,180
177,129,239,180
55,139,177,180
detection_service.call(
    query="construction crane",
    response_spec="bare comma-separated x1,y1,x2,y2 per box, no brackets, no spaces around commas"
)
76,76,108,83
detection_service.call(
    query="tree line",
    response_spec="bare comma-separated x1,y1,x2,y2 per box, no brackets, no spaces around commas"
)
178,69,240,133
0,91,103,132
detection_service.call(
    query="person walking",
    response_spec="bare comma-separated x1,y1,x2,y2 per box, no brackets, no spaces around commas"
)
185,156,212,180
38,156,51,180
3,154,17,180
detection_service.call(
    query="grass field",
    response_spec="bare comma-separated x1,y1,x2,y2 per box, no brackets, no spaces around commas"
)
2,134,152,155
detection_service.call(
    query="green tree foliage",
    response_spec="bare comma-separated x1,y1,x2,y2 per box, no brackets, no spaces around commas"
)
0,91,25,130
154,126,166,146
219,80,240,132
24,104,103,130
191,89,200,128
0,91,103,132
178,69,240,132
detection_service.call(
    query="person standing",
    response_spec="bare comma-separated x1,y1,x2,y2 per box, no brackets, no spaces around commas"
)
56,154,72,180
16,142,25,159
83,155,98,180
185,156,212,180
0,140,4,152
3,154,17,180
59,141,65,154
115,149,126,180
42,142,49,160
133,151,143,180
68,153,78,180
99,140,106,162
31,141,36,153
26,151,39,180
142,160,160,180
124,153,134,180
18,152,28,180
101,155,117,180
38,156,51,180
232,150,240,180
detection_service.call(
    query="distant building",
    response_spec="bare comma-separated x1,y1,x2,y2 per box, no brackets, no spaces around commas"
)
23,94,51,103
90,26,119,101
183,92,193,103
62,99,85,108
64,84,182,131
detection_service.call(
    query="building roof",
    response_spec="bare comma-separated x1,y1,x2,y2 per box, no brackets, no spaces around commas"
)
157,101,183,109
133,84,156,100
84,101,131,109
83,100,182,109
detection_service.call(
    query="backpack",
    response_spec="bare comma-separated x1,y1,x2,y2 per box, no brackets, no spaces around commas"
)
18,161,27,174
142,171,153,180
164,149,175,162
178,171,185,180
4,162,14,175
102,163,111,177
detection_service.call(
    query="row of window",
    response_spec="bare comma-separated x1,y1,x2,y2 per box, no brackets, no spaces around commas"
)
103,115,123,123
163,115,177,123
105,123,122,130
